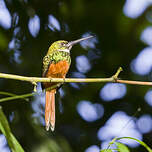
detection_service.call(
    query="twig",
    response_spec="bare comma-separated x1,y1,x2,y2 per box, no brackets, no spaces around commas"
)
0,83,63,103
0,92,35,103
116,79,152,86
0,91,29,102
112,67,123,81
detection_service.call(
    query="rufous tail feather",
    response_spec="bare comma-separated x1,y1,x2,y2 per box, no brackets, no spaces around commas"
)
45,89,56,131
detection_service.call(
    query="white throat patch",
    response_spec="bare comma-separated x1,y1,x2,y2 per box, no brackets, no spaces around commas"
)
59,49,70,53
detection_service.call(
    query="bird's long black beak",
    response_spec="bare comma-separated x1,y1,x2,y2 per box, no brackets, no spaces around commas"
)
67,35,94,47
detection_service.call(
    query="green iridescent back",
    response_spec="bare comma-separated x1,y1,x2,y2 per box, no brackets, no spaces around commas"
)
42,40,71,77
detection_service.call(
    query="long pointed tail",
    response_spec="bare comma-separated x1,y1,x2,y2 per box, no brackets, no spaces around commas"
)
45,89,56,131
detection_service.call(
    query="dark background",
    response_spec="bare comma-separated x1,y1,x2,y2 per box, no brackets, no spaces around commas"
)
0,0,152,151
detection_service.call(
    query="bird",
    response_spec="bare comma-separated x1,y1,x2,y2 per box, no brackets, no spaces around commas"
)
42,35,93,131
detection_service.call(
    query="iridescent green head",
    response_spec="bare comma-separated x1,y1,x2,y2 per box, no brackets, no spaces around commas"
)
48,40,69,54
47,36,94,55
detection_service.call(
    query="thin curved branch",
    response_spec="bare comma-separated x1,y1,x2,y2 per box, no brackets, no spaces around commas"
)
0,67,152,86
0,67,152,103
0,67,122,83
0,73,114,83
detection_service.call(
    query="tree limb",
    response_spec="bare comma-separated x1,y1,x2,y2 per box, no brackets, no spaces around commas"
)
0,67,152,86
0,67,152,103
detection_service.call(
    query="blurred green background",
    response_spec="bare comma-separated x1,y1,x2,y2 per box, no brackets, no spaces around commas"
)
0,0,152,151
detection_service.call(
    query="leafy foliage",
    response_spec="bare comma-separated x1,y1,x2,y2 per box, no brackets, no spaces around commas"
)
116,137,152,152
101,137,152,152
115,142,130,152
0,107,24,152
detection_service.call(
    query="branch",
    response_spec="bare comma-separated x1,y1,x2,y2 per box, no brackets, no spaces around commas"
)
0,67,120,83
0,67,152,86
0,72,114,83
0,67,152,103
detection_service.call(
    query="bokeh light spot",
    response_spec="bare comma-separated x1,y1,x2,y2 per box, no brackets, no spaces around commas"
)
141,26,152,46
0,0,11,29
0,134,10,152
100,83,126,101
145,90,152,106
123,0,152,18
76,55,91,73
12,13,19,26
137,114,152,133
28,15,40,37
9,38,20,50
80,33,97,49
14,50,21,64
131,47,152,75
48,15,61,31
85,145,100,152
77,100,104,122
97,111,142,148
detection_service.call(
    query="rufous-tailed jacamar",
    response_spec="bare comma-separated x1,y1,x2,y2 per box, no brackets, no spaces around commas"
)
42,36,93,131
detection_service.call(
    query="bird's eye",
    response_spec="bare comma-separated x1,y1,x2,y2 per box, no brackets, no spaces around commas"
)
62,43,65,46
61,42,66,47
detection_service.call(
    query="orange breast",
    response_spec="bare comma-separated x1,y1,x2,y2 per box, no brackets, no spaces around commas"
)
46,60,70,78
44,60,70,89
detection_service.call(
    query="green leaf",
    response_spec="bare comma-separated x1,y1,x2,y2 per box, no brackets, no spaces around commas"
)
100,149,113,152
0,106,24,152
116,137,152,152
115,142,130,152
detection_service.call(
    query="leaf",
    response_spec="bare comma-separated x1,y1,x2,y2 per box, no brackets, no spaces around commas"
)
116,137,152,152
0,106,24,152
115,142,130,152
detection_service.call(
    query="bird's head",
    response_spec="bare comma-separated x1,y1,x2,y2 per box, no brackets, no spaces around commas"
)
47,36,94,54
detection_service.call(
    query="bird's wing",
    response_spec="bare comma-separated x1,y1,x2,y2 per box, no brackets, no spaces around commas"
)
42,54,52,77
